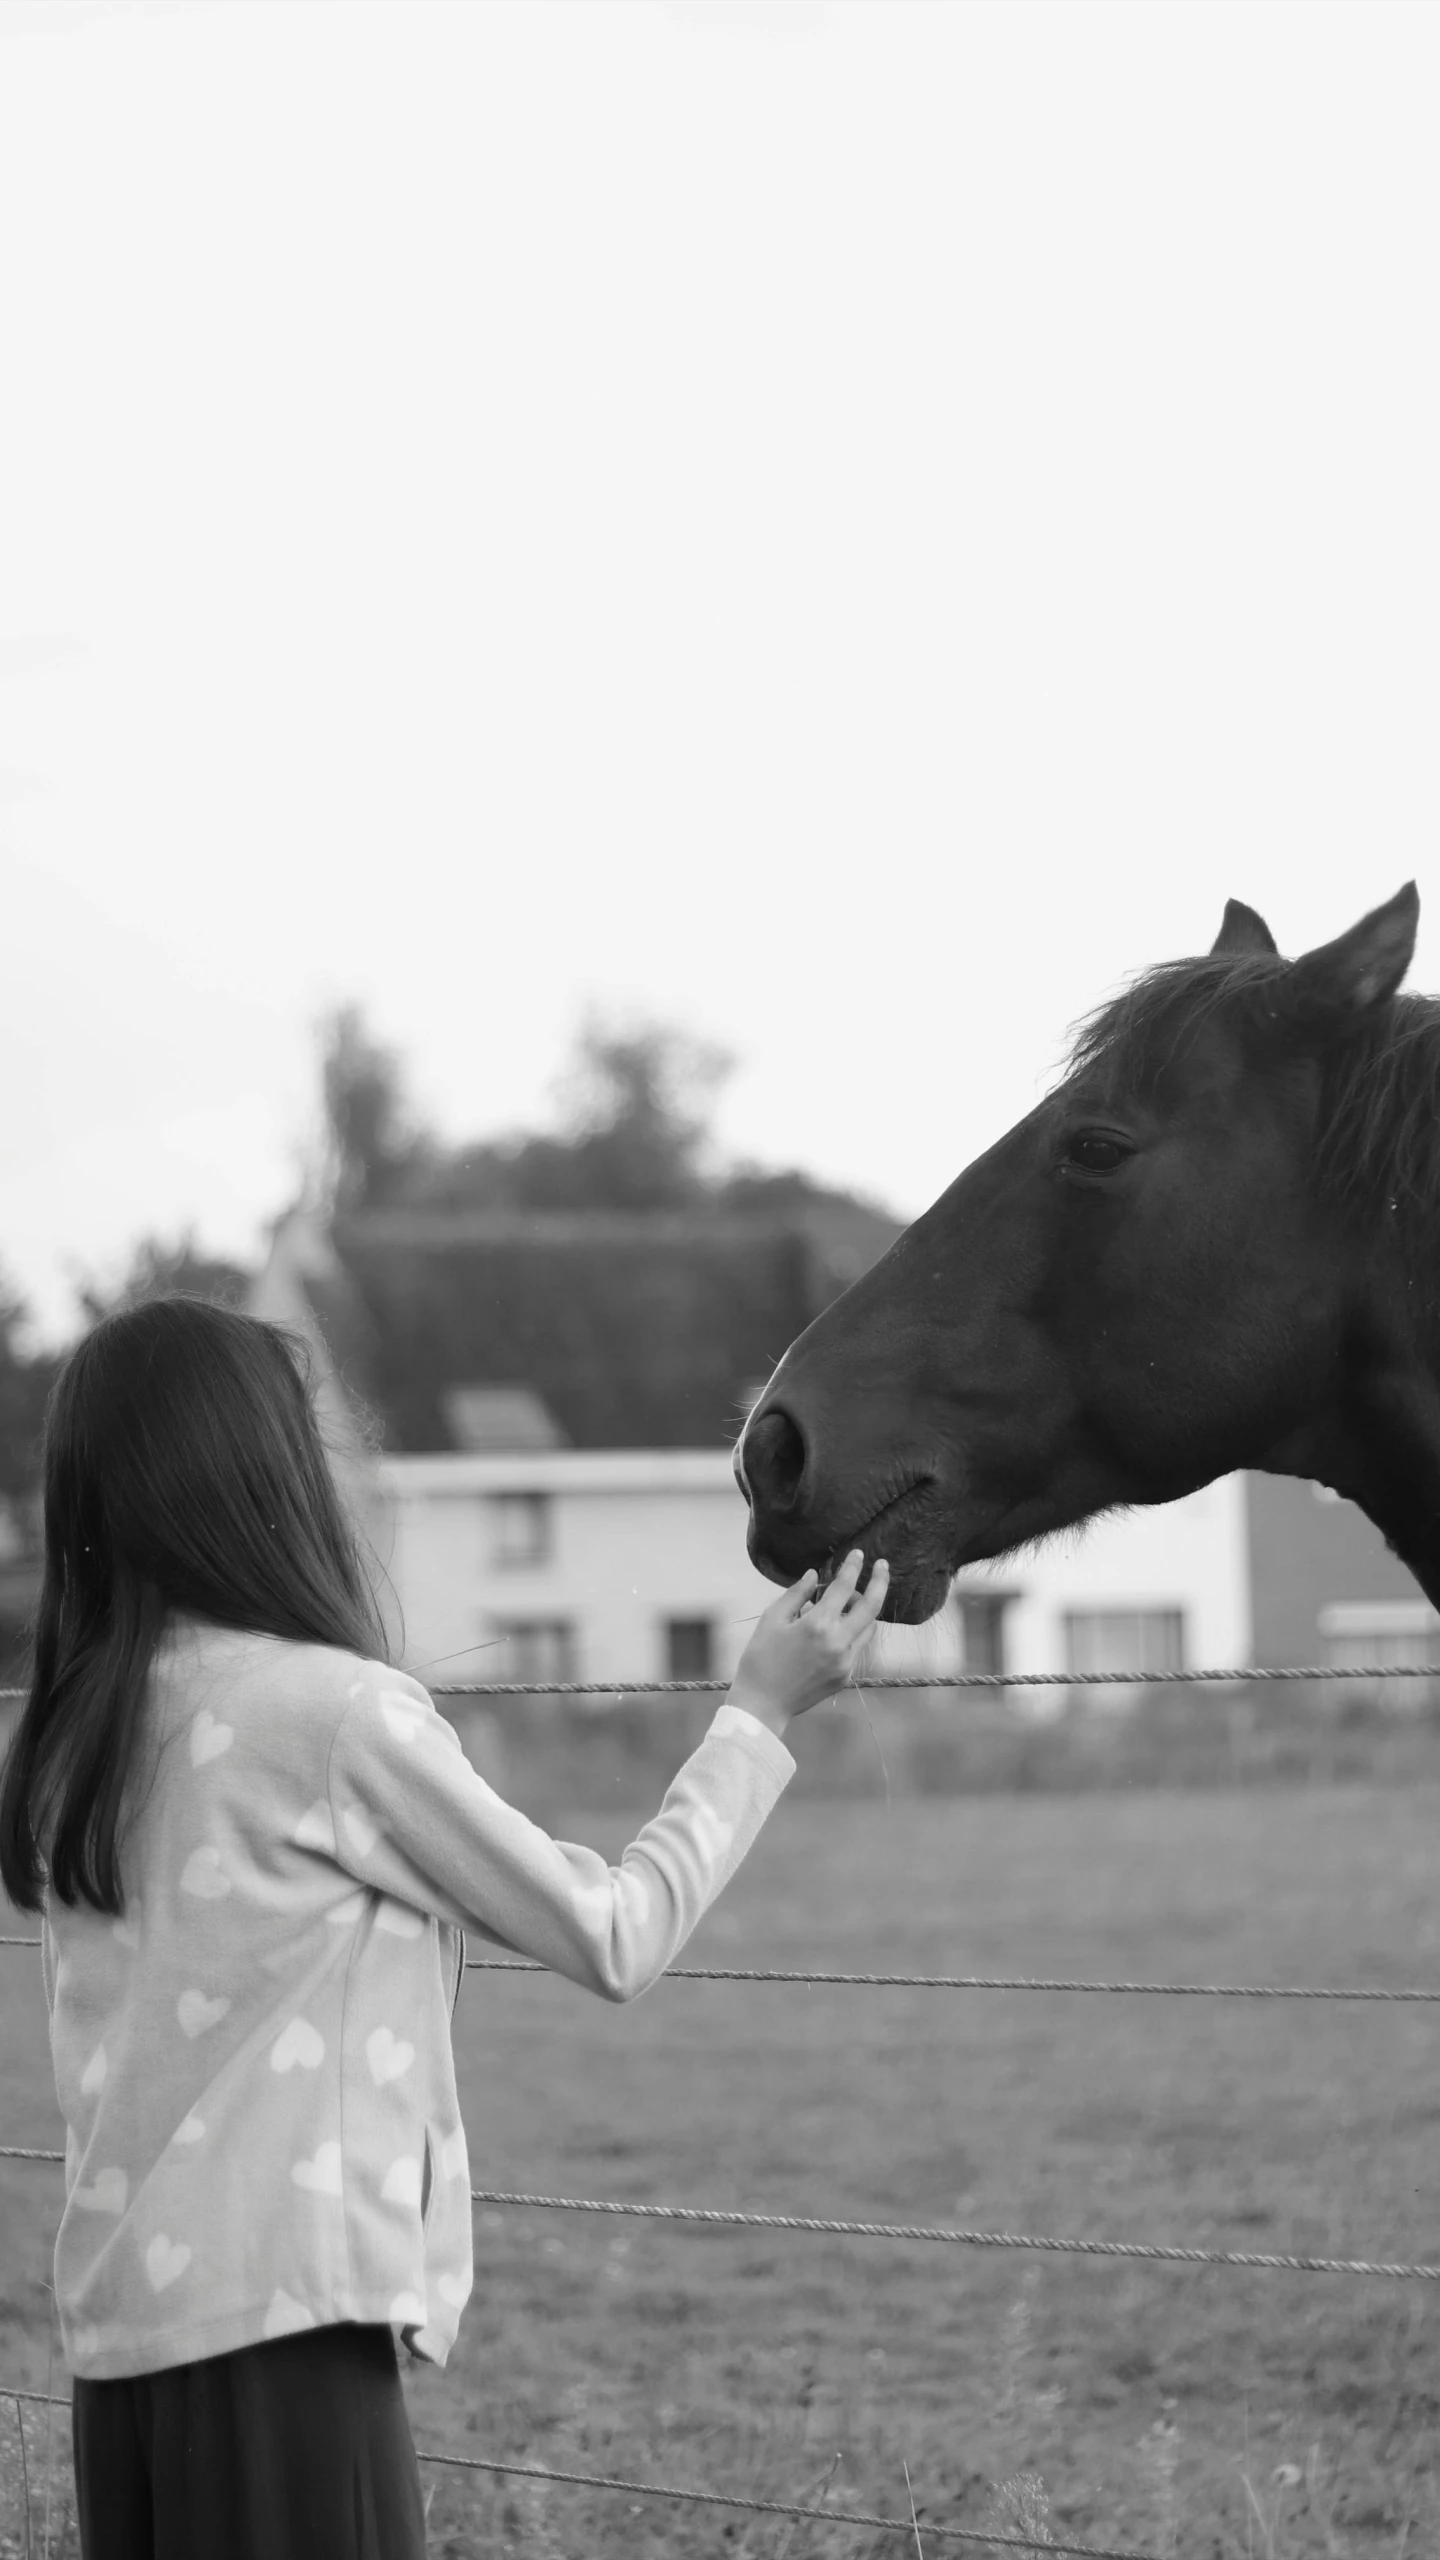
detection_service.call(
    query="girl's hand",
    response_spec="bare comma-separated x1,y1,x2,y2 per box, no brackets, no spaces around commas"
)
728,1550,891,1738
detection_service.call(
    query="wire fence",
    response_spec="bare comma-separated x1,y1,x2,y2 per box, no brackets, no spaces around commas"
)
4,1654,1440,2555
6,1657,1440,1703
410,1661,1440,1692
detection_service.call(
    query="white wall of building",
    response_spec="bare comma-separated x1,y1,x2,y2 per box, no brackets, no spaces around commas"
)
374,1451,1250,1706
968,1472,1252,1713
376,1453,773,1690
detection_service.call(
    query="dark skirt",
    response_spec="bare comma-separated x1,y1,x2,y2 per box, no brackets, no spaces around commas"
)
71,2321,428,2560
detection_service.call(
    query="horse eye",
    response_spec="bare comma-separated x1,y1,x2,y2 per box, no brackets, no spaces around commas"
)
1065,1131,1131,1175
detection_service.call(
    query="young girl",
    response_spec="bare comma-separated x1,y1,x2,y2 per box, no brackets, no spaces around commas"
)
0,1295,888,2560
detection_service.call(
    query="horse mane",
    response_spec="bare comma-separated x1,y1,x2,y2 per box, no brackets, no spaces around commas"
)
1064,952,1440,1255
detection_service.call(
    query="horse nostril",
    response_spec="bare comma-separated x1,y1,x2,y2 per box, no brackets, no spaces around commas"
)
741,1406,808,1514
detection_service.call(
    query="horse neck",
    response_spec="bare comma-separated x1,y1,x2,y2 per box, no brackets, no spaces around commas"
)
1280,1264,1440,1611
1353,1340,1440,1610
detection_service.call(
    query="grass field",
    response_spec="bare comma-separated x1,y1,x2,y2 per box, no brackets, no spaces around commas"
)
5,1779,1440,2557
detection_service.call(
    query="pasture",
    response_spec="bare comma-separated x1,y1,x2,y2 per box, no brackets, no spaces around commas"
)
4,1781,1440,2557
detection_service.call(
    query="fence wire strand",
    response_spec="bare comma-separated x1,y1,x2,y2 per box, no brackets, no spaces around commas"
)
4,2144,1435,2282
411,2441,1157,2558
466,2185,1440,2281
0,2388,1153,2559
8,1936,1440,2001
5,1661,1440,1704
462,1956,1440,1999
430,1661,1440,1694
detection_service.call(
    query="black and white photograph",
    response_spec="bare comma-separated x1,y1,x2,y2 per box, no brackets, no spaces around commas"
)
3,2,1440,2553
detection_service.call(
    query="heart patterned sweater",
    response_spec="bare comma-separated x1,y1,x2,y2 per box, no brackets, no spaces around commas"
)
42,1614,795,2381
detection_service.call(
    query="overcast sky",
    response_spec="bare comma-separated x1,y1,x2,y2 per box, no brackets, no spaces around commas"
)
3,0,1438,1349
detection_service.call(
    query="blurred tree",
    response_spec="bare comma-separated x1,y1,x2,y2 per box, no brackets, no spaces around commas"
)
421,1019,734,1213
74,1231,253,1328
318,1002,898,1230
319,1003,438,1214
0,1272,58,1516
554,1017,734,1202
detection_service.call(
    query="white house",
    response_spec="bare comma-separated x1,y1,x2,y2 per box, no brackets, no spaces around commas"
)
372,1444,1252,1713
376,1448,784,1693
250,1199,1439,1716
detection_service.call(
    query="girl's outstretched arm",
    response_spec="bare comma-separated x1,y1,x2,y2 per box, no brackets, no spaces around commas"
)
322,1557,887,2002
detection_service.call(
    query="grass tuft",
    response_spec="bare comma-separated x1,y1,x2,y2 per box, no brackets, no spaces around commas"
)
1136,2413,1181,2559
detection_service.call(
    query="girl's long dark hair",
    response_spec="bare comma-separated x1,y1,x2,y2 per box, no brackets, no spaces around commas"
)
0,1297,391,1918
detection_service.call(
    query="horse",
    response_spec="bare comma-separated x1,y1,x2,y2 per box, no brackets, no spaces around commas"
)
736,883,1438,1626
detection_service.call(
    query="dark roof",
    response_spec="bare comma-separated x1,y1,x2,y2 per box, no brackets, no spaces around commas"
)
442,1386,568,1452
306,1203,903,1453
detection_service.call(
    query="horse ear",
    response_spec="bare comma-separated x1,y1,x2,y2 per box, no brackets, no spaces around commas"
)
1288,882,1419,1023
1210,900,1278,957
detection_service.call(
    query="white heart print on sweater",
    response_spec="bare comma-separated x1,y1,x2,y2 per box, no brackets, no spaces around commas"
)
270,2017,325,2073
380,2155,422,2207
180,1845,230,1900
146,2236,191,2292
572,1877,613,1933
366,2026,414,2085
189,1709,233,1766
263,2289,316,2339
686,1798,735,1864
291,2141,343,2195
177,1988,230,2038
294,1801,336,1855
342,1806,380,1857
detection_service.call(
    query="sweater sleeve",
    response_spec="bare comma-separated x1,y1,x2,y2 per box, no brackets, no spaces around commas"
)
322,1670,796,2003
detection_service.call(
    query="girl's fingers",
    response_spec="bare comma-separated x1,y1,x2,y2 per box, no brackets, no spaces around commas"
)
852,1557,890,1621
784,1568,819,1617
814,1548,865,1614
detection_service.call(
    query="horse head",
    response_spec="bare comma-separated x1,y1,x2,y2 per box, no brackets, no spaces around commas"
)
738,883,1436,1622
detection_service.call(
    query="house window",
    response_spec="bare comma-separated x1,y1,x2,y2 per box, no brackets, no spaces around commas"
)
1319,1602,1440,1709
1063,1610,1185,1678
491,1493,552,1568
664,1618,714,1681
954,1593,1010,1678
489,1621,576,1685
